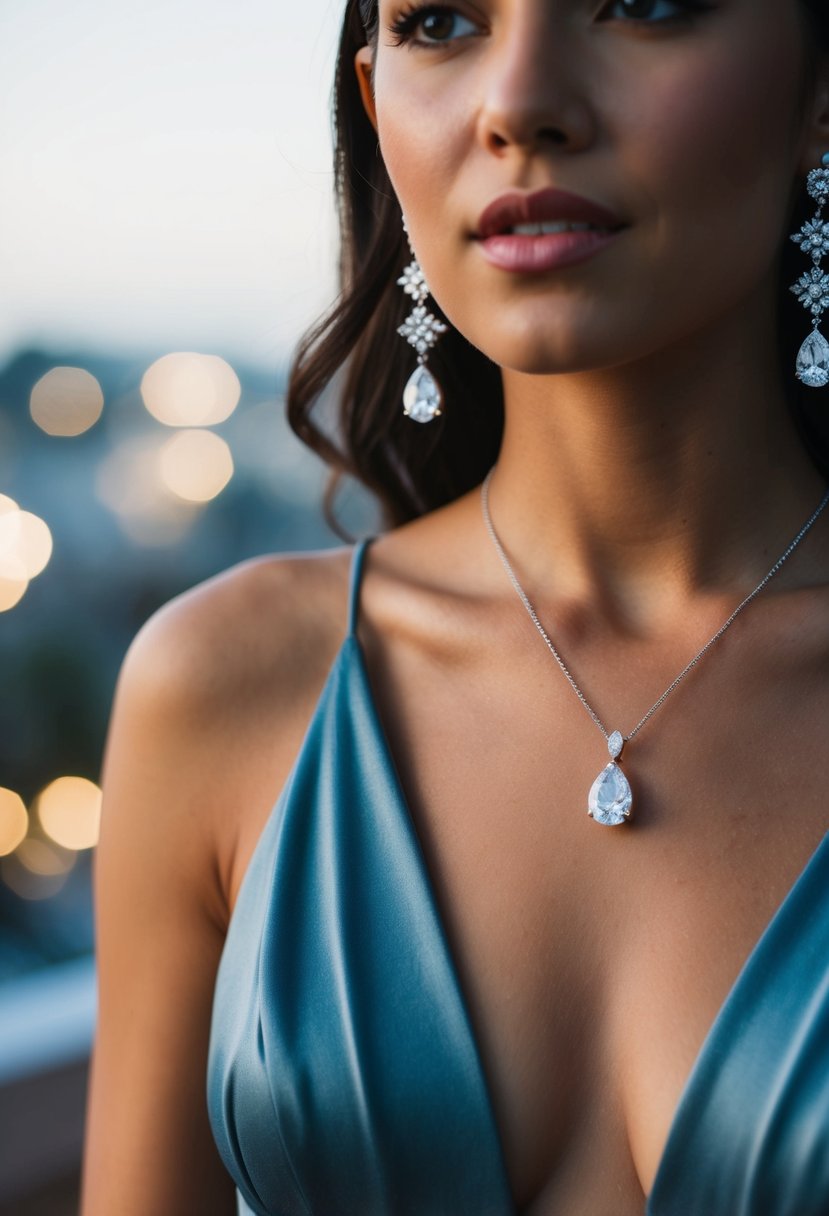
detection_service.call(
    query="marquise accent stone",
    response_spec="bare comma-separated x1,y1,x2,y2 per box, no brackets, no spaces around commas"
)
588,762,632,826
797,330,829,388
403,365,443,423
607,730,624,759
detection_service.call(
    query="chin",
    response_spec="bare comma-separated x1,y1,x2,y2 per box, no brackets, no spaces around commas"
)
459,302,673,377
446,300,622,375
468,333,607,377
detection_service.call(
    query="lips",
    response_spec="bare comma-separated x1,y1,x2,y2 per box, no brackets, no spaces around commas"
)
473,186,628,274
475,187,626,239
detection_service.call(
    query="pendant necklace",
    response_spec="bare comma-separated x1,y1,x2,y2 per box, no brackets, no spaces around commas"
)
480,467,829,826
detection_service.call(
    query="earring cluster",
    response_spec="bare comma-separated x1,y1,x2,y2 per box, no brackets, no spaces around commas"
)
396,216,447,423
791,152,829,388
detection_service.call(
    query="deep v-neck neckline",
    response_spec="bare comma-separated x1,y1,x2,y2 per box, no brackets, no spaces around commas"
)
344,624,829,1214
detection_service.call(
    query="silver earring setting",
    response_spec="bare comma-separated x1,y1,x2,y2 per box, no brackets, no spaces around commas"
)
396,216,447,423
790,152,829,388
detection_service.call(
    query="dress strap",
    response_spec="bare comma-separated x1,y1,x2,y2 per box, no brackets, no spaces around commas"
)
346,537,375,637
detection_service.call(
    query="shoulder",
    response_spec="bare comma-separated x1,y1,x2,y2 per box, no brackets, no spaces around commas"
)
100,546,356,921
120,546,354,720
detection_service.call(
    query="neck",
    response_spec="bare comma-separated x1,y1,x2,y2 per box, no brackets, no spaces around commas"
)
487,301,827,628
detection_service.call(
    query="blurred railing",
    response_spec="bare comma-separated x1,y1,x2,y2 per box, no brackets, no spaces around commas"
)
0,956,95,1213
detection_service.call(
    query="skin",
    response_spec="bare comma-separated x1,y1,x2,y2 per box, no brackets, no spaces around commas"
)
83,2,829,1213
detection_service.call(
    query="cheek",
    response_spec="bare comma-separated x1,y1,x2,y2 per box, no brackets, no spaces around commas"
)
373,58,471,232
627,23,805,260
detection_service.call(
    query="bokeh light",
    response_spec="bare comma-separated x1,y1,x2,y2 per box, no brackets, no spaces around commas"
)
0,788,29,856
1,838,76,901
0,494,52,610
141,352,241,427
7,508,51,573
0,557,29,610
15,837,77,877
0,495,22,565
36,776,102,851
96,434,201,546
159,428,234,502
29,366,105,436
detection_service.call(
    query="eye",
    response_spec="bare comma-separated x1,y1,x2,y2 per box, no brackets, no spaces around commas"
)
600,0,713,22
387,4,480,49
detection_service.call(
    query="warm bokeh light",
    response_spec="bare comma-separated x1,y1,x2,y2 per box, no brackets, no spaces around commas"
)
15,837,77,877
0,788,29,856
159,428,234,502
1,839,76,901
0,558,29,610
36,776,102,851
141,352,241,427
0,496,53,609
0,496,21,555
95,434,201,546
0,510,53,578
29,366,105,436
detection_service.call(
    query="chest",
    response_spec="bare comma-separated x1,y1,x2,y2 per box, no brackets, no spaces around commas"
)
361,621,829,1211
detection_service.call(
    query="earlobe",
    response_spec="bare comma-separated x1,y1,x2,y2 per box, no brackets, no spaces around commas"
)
354,47,379,134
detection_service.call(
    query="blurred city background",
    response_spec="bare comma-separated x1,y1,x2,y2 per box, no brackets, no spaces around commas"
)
0,2,369,1210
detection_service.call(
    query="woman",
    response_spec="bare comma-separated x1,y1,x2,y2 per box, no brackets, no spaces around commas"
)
82,1,829,1213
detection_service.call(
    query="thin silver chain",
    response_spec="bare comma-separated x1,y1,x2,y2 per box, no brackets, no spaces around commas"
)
480,466,829,744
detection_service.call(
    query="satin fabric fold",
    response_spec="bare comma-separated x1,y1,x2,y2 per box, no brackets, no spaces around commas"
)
207,620,513,1215
647,828,829,1216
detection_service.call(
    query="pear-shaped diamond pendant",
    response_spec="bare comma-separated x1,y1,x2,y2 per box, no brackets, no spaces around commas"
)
796,329,829,388
480,468,829,834
588,763,633,826
403,364,443,423
588,731,632,826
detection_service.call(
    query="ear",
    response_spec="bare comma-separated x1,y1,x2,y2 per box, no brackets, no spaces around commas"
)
799,56,829,173
355,46,378,134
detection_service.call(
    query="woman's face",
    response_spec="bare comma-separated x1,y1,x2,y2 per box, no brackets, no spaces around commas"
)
356,0,826,375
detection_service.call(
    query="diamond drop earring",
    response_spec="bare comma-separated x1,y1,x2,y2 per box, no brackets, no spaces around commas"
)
790,152,829,388
396,215,448,423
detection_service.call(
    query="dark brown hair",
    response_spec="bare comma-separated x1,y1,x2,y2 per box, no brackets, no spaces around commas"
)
286,0,829,537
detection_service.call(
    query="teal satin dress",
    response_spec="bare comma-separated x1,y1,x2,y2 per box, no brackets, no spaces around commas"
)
207,538,829,1215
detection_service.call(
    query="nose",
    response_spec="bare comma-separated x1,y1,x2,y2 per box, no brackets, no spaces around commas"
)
476,12,596,158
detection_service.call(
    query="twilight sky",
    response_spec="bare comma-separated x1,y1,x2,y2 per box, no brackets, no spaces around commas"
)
0,0,345,368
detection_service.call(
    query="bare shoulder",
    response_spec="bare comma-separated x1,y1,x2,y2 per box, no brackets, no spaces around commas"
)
121,546,354,723
104,546,355,920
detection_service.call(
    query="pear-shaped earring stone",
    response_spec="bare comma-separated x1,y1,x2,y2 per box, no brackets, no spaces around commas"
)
797,329,829,388
403,364,443,423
